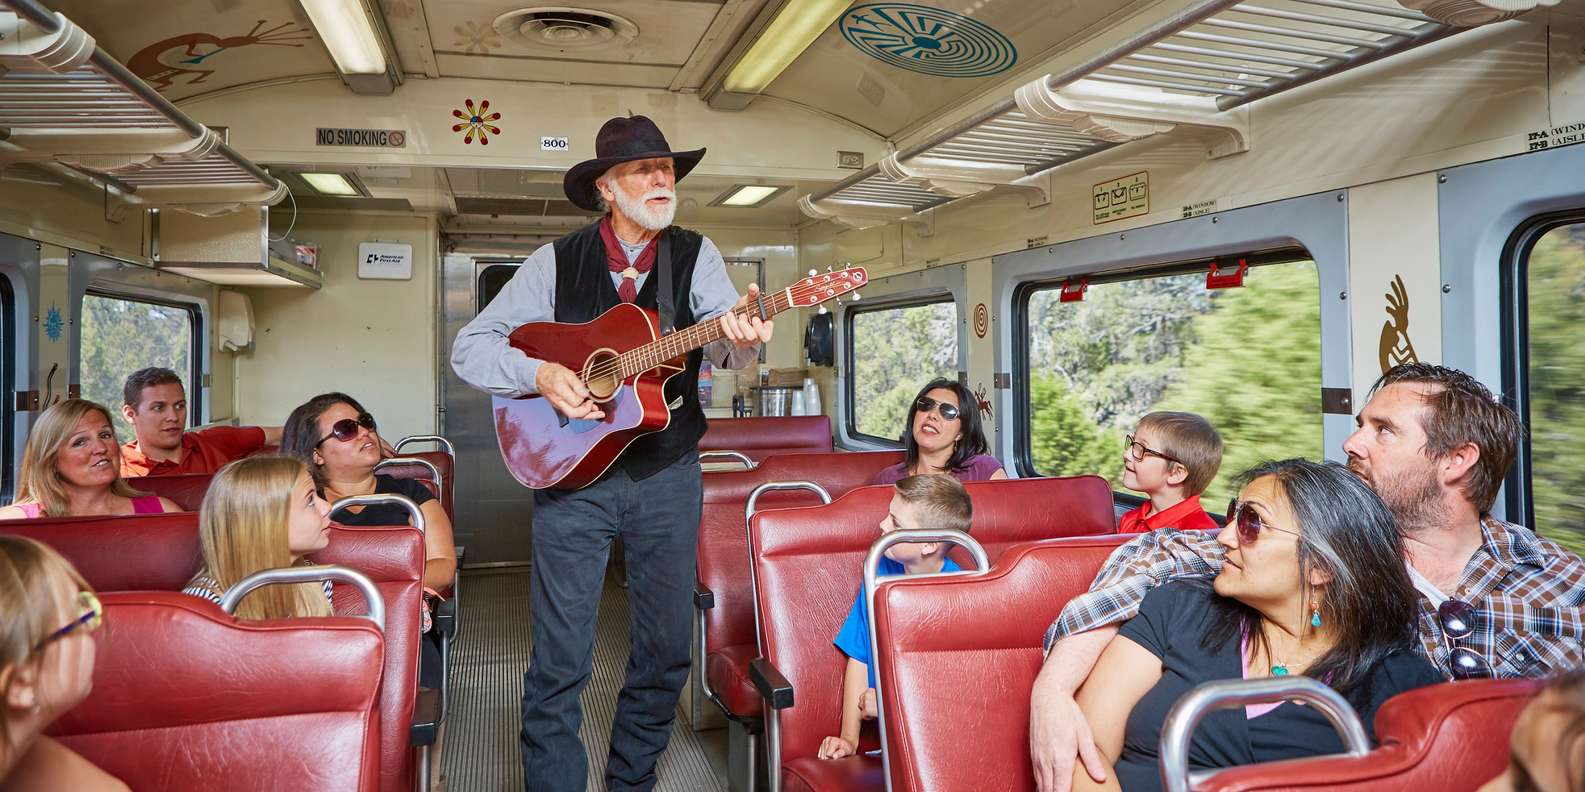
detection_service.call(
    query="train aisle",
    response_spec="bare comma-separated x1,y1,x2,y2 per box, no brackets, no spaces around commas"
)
442,567,729,791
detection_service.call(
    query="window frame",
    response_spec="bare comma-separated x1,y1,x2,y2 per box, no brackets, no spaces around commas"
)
81,288,205,427
1498,209,1585,531
843,293,961,447
1011,248,1316,481
0,274,13,500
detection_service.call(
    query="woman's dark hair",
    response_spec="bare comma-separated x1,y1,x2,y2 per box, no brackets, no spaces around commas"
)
901,378,989,474
280,392,373,487
1203,458,1418,700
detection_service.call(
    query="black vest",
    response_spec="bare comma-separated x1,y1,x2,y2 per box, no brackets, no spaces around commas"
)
552,220,707,481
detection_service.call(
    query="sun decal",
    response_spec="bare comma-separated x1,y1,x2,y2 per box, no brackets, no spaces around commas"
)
452,99,502,145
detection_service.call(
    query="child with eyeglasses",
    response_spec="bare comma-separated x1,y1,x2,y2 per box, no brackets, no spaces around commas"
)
818,475,974,761
1117,411,1223,534
0,536,127,792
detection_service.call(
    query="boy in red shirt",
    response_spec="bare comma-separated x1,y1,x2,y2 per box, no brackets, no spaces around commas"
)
118,367,282,477
1117,411,1222,533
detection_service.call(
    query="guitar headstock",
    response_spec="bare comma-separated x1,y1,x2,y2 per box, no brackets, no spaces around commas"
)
788,265,867,310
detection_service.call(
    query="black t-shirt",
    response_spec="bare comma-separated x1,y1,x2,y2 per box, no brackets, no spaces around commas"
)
1113,582,1441,792
331,475,436,526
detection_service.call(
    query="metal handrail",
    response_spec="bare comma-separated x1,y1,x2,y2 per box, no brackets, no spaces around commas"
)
743,480,832,792
699,450,755,469
375,457,446,503
395,435,457,457
863,529,989,792
218,564,386,631
1160,676,1371,792
329,493,427,535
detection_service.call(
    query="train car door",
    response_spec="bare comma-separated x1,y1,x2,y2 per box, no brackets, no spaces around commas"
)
440,254,536,564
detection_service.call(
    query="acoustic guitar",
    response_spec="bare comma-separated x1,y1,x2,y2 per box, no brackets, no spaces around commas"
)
494,266,867,489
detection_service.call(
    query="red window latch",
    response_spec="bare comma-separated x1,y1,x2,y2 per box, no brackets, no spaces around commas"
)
1206,259,1247,289
1059,277,1089,303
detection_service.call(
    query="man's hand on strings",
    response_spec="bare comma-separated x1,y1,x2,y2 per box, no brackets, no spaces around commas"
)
720,284,775,349
535,362,605,420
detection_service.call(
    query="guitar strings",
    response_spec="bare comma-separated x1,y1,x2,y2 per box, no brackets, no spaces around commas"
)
577,279,847,384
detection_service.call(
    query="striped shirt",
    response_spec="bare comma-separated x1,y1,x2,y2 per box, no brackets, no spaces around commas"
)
183,569,335,610
1044,519,1585,680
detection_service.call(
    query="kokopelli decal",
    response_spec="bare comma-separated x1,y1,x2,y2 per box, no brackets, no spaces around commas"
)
1378,274,1420,374
129,20,312,92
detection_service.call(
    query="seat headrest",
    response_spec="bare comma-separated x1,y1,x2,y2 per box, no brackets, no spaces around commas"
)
0,512,202,591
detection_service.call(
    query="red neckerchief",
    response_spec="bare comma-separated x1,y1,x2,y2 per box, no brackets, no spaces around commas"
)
599,215,659,303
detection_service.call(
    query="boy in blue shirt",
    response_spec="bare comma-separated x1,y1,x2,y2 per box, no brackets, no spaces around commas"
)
818,474,974,760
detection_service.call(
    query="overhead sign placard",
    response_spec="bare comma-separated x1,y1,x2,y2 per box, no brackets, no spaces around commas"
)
316,128,407,148
1093,171,1149,224
1526,120,1585,152
358,242,413,281
540,136,569,151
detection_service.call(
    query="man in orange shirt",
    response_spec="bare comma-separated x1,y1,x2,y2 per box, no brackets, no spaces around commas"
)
117,367,281,477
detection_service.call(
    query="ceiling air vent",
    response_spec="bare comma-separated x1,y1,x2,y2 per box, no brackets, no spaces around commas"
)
493,7,640,48
1396,0,1556,26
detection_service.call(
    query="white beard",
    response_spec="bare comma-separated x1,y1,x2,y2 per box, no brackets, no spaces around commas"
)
609,185,676,231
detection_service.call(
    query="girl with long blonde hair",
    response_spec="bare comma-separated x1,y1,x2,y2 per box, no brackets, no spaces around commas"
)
182,455,334,620
0,536,126,791
0,400,178,520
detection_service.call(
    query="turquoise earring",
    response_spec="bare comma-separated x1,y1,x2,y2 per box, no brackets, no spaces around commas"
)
1311,610,1322,629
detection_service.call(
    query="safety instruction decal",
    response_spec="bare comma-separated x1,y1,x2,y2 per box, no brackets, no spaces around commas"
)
1093,172,1148,224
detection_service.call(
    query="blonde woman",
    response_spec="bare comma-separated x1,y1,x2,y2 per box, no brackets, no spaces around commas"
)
0,400,178,520
0,536,127,791
182,455,334,620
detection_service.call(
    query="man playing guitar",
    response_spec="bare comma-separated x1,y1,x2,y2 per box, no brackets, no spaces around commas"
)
451,115,772,792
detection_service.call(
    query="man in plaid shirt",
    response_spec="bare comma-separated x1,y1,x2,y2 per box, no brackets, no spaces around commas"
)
1029,363,1585,792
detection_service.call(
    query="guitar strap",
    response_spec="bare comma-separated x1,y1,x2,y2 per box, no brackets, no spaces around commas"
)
655,226,676,336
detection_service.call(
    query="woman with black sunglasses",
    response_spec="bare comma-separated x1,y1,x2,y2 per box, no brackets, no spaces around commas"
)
0,536,125,792
872,378,1005,486
1069,459,1441,792
281,393,457,593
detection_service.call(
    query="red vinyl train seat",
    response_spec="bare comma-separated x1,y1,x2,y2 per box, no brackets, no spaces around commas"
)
1197,678,1543,792
0,511,202,590
378,451,454,522
701,415,834,463
312,525,428,792
751,480,1119,791
870,536,1136,792
48,592,384,792
125,472,213,512
698,450,903,722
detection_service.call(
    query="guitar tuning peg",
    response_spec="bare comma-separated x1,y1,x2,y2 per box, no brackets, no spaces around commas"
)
826,265,833,272
818,305,828,315
851,292,861,301
808,269,817,277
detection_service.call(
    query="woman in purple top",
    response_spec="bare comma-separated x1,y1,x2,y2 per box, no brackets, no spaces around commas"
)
872,378,1006,485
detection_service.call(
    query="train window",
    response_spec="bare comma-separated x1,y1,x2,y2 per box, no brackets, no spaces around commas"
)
80,292,200,440
847,298,959,443
1018,257,1322,505
476,263,518,313
0,276,12,499
1506,217,1585,555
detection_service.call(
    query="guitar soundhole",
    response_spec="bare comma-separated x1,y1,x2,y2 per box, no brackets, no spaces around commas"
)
583,349,622,401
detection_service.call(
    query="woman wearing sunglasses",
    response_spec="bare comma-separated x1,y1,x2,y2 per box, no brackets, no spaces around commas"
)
1070,459,1441,792
281,392,456,593
0,399,179,520
872,378,1005,486
0,536,126,792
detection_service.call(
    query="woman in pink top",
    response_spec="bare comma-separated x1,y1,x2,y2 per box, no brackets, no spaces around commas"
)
0,400,178,519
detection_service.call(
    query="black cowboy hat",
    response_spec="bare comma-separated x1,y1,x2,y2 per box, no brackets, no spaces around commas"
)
563,115,706,212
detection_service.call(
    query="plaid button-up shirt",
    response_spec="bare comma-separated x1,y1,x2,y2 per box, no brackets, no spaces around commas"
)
1043,519,1585,680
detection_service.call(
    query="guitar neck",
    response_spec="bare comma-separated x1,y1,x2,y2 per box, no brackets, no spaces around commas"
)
615,289,793,378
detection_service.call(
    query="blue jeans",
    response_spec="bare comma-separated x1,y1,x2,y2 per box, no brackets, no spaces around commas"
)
520,452,702,792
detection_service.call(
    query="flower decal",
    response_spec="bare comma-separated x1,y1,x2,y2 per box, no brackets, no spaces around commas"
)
452,99,502,145
44,304,63,342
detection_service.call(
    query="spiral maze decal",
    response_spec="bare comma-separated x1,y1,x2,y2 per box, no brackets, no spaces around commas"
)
841,4,1017,78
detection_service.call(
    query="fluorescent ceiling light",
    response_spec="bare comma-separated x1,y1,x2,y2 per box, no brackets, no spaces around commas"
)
299,0,387,74
720,185,782,207
302,172,360,196
722,0,852,93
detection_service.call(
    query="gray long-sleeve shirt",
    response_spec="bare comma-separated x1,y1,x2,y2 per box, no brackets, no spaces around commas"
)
451,234,759,398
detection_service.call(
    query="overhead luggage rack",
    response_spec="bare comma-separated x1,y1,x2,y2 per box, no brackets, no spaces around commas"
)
0,0,285,209
802,0,1515,226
